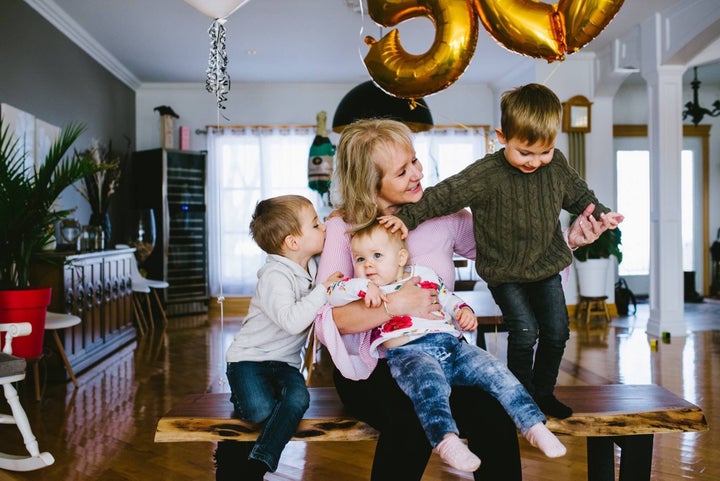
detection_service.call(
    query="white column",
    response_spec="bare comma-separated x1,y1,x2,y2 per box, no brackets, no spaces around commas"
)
641,17,687,336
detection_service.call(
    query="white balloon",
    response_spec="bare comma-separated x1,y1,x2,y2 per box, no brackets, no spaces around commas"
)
184,0,251,19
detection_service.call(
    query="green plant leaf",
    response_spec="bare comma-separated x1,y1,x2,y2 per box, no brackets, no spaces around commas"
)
1,119,106,289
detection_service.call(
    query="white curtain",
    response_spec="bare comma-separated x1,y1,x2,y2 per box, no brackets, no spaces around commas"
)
207,126,320,296
206,125,487,296
414,126,488,186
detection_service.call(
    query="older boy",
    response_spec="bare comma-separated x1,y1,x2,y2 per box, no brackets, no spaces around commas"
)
380,84,623,419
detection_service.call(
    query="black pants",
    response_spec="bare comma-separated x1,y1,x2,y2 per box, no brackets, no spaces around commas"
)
334,360,522,481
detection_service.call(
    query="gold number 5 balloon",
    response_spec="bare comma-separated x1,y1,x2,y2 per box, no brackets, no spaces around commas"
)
364,0,478,100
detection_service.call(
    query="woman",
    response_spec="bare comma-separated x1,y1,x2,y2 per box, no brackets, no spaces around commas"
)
314,118,522,480
314,118,608,480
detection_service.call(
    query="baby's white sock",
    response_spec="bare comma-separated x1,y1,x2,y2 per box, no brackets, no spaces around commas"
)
525,423,567,458
434,434,481,472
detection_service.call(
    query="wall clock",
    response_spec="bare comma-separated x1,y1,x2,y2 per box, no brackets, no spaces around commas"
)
562,95,592,133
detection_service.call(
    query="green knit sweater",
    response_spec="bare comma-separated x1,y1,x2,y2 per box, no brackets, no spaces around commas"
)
396,149,609,286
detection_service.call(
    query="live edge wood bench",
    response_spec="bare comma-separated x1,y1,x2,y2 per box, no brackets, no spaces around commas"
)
155,384,707,481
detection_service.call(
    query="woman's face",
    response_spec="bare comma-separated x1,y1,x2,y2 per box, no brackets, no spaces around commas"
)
374,143,424,214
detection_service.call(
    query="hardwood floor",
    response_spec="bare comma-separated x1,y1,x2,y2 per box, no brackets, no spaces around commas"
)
1,300,718,481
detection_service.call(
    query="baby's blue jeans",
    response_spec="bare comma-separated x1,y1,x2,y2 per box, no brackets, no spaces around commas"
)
385,333,545,446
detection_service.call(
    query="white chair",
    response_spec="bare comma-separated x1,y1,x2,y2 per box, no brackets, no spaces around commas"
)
44,312,81,389
0,323,55,471
130,258,169,334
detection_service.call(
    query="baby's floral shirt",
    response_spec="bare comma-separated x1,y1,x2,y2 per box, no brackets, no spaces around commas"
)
327,265,470,358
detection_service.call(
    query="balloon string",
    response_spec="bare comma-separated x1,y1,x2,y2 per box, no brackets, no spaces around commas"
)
354,0,367,71
206,18,230,120
541,61,563,86
411,103,473,132
215,111,226,389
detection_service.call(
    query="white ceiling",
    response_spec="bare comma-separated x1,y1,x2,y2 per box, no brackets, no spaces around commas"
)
36,0,719,90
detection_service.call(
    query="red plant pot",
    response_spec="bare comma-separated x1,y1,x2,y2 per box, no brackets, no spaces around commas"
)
0,287,52,359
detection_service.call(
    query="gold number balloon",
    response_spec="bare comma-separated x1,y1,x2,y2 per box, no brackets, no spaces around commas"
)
363,0,624,99
474,0,565,61
364,0,479,100
473,0,624,61
560,0,625,53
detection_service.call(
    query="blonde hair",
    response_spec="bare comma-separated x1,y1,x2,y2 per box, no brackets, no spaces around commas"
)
500,83,562,145
332,119,415,227
249,195,313,254
350,221,408,257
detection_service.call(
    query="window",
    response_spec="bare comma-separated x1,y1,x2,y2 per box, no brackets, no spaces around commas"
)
207,125,487,296
616,149,695,277
616,150,650,276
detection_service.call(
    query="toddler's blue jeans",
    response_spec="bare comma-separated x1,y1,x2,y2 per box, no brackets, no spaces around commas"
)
385,333,545,446
226,360,309,471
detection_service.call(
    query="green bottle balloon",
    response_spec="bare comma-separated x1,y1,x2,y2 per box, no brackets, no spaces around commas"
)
308,111,335,196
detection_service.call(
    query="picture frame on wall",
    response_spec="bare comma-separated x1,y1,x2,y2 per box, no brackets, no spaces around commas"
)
1,103,36,171
35,118,61,167
1,103,60,174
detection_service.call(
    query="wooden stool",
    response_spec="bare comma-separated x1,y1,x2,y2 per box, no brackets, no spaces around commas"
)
575,296,611,323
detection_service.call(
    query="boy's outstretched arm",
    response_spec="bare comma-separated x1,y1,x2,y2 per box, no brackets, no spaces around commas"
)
567,203,624,249
378,215,409,239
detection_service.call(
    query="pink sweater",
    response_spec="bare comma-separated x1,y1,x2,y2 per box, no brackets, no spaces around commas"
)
315,211,475,380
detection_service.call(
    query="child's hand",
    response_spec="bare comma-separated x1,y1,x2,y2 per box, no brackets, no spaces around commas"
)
362,282,386,308
600,211,624,228
378,215,409,240
456,307,477,331
322,271,344,289
567,204,624,249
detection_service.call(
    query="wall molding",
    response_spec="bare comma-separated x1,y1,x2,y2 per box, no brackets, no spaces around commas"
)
24,0,140,90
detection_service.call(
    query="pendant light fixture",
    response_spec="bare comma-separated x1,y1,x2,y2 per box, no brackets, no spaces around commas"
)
332,81,434,133
682,66,720,126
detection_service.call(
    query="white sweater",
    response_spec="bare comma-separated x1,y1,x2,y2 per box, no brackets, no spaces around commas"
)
225,254,328,369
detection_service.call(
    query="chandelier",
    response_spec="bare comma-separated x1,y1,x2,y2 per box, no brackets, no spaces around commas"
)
682,66,720,126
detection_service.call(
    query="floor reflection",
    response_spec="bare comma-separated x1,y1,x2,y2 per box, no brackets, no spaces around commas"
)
0,300,717,481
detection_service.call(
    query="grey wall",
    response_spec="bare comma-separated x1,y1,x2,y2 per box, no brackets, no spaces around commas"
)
1,0,136,240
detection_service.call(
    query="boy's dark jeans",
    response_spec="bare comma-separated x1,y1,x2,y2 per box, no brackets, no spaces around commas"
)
489,274,570,399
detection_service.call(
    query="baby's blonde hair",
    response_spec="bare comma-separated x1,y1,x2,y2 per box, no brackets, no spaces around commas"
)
500,83,562,145
350,221,407,258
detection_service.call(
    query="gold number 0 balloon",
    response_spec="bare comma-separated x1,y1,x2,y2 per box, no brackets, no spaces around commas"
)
473,0,624,61
473,0,565,61
560,0,625,53
364,0,479,100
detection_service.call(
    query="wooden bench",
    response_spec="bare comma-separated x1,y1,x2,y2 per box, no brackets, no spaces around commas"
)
156,384,707,481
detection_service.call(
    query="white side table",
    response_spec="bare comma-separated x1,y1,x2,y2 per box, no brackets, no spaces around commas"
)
44,312,81,389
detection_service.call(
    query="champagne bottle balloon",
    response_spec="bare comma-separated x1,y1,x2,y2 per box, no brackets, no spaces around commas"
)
308,111,335,196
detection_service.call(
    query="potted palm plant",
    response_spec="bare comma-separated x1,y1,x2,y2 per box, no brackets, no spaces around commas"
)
573,225,623,297
0,119,105,358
